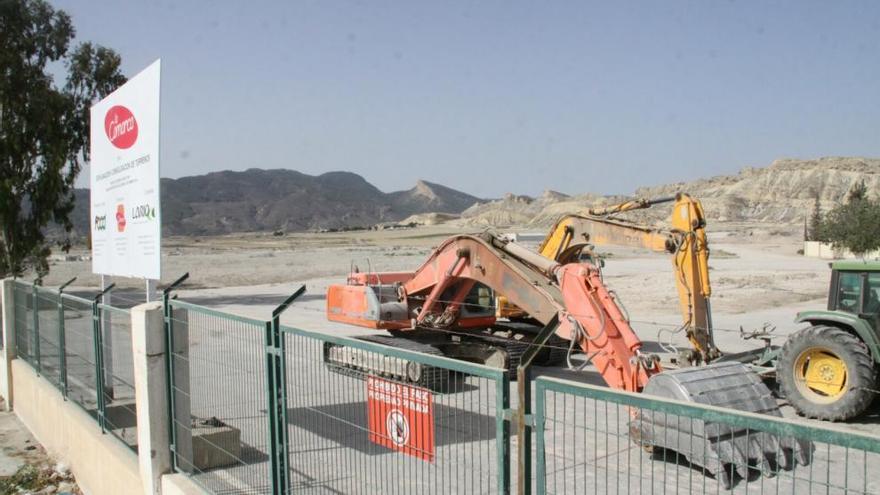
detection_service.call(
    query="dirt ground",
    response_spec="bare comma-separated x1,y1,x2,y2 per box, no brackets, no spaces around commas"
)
0,400,81,494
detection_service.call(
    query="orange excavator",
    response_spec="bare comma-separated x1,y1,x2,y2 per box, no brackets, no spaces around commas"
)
324,225,810,485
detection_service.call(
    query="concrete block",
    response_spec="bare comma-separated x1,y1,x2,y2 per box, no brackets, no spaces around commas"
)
190,418,241,470
160,473,209,495
105,399,139,431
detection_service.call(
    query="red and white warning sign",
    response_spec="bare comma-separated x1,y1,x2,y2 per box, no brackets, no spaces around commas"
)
367,375,435,461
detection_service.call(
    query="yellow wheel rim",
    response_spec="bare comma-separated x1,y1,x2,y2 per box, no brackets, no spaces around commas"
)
793,347,848,403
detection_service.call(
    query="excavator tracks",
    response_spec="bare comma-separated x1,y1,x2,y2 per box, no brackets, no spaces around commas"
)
322,326,553,390
323,335,452,392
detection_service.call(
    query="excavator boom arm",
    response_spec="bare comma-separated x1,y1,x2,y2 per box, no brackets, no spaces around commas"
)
537,193,718,361
402,233,654,391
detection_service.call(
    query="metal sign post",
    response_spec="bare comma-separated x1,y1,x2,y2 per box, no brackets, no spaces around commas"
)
146,278,157,303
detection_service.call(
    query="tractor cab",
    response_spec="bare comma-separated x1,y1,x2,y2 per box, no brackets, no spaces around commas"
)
827,261,880,328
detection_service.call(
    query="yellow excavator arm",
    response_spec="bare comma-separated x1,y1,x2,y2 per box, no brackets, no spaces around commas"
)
534,193,719,363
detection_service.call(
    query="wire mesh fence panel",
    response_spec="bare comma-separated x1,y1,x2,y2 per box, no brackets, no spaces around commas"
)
168,301,273,494
282,327,509,495
35,287,62,388
535,376,880,495
13,282,34,365
99,304,138,451
61,294,99,418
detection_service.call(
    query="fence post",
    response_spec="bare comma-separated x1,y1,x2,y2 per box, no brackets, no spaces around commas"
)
516,316,559,495
57,293,66,396
163,291,178,472
267,286,305,495
534,380,546,495
0,279,17,410
92,299,106,432
92,283,115,433
32,283,40,373
57,277,76,399
163,273,190,473
496,372,511,495
101,277,115,400
132,301,171,495
263,322,282,495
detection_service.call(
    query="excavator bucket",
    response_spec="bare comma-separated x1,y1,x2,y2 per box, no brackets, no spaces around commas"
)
632,362,812,488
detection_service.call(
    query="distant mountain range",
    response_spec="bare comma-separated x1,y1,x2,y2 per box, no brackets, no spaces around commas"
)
70,169,483,236
68,157,880,237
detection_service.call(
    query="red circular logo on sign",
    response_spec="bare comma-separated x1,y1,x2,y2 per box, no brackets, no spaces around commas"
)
116,204,126,232
104,105,138,149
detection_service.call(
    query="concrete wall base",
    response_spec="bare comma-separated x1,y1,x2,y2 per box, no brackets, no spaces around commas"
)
160,473,209,495
11,359,142,494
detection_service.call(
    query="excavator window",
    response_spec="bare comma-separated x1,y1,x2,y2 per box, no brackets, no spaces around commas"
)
448,282,496,318
466,283,495,317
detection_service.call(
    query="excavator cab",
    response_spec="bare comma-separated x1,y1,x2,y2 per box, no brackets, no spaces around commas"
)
327,272,496,329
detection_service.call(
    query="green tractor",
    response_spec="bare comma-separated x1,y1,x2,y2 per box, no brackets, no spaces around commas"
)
778,260,880,421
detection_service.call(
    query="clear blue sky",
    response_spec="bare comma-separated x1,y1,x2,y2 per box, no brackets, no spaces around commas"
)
59,1,880,198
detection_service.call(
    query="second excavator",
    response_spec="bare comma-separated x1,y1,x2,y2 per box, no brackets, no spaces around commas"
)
533,193,721,365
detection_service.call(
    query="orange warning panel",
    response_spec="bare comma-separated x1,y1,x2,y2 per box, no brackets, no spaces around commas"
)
366,375,435,462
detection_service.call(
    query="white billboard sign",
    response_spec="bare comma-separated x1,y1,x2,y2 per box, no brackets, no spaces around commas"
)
90,60,161,280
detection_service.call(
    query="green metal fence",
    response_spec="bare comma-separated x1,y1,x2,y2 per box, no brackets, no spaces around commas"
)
8,281,138,453
534,376,880,494
161,290,880,495
99,303,138,449
9,278,880,495
166,299,275,493
13,281,34,366
164,293,511,495
61,292,99,415
282,325,510,494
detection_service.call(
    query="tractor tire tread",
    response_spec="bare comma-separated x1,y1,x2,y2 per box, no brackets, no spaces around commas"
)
778,325,877,421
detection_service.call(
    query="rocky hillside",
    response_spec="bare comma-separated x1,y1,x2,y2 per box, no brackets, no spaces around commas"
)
388,180,481,216
634,157,880,223
71,169,483,235
455,157,880,227
461,190,610,226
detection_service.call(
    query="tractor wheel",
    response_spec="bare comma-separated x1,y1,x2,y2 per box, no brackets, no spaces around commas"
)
778,325,877,421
